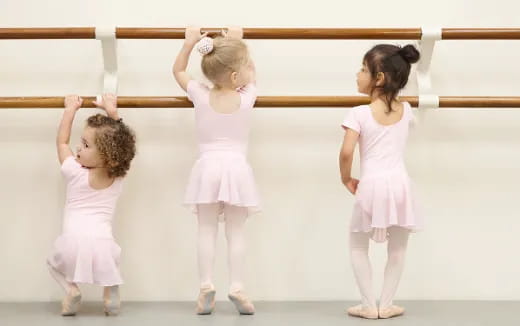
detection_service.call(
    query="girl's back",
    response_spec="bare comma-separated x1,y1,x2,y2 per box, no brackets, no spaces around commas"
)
343,102,413,178
187,80,256,154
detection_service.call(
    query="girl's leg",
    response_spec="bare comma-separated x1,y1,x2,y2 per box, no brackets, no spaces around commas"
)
47,263,81,316
349,231,377,308
197,203,220,289
347,231,378,319
103,285,120,316
196,203,220,314
223,205,248,293
47,262,76,293
224,205,254,315
378,226,410,318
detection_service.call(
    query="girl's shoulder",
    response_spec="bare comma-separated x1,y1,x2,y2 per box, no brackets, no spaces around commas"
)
400,100,412,109
61,156,86,181
107,176,124,193
238,83,257,108
351,104,371,120
399,101,416,125
342,105,370,133
237,83,256,95
353,104,371,112
187,80,210,102
188,79,210,90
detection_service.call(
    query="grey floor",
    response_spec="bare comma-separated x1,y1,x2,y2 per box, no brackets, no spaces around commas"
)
1,301,519,326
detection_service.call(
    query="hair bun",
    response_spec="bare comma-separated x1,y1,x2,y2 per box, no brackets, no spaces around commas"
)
398,44,420,64
197,37,214,55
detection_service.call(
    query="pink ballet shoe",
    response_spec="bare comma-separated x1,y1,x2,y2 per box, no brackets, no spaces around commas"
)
346,304,378,319
228,291,255,315
196,286,216,315
103,287,120,316
378,305,405,319
61,287,81,316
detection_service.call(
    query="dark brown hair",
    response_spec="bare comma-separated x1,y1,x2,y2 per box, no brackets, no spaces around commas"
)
363,44,420,112
86,114,136,178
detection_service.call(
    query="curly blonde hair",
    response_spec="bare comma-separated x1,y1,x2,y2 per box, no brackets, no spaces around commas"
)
86,114,136,178
201,36,249,84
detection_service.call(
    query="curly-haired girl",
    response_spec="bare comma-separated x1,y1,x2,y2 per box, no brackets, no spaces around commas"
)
47,94,136,317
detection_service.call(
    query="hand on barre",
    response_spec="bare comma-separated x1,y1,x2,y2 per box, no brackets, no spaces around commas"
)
222,26,244,39
94,94,120,120
185,26,208,46
64,95,83,112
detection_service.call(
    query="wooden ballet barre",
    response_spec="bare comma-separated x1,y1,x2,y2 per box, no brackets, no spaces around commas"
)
1,96,520,108
1,28,520,40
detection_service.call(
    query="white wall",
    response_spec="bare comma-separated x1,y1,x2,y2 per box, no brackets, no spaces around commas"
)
1,0,519,302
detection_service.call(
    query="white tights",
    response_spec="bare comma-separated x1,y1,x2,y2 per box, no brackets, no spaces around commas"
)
350,226,410,309
197,203,248,293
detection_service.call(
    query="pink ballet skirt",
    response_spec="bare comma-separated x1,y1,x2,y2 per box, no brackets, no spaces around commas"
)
47,156,124,286
342,103,423,233
351,168,422,232
184,151,260,216
184,80,260,217
48,235,122,286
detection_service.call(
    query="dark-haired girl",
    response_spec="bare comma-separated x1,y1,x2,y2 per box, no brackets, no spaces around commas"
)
339,44,422,319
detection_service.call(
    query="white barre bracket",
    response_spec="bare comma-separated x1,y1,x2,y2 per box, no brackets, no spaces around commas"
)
416,27,441,109
95,26,118,96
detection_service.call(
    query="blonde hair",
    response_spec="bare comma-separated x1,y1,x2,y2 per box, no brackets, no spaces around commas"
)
201,37,249,85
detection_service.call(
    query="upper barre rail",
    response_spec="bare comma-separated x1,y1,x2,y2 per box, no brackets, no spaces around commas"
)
1,28,520,40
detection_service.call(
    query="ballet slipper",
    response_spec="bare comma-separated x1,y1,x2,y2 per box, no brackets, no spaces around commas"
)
378,305,405,319
196,285,216,315
228,290,255,315
346,304,378,319
103,286,120,316
61,286,81,316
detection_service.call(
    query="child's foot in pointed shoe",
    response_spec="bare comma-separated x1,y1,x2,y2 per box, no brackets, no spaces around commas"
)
346,304,378,319
103,286,120,316
228,291,255,315
61,286,81,316
378,305,405,319
196,285,216,315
